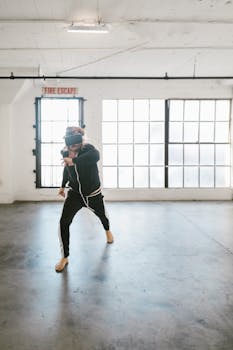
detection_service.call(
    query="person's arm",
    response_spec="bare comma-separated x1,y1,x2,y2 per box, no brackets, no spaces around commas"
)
58,167,68,197
72,145,100,166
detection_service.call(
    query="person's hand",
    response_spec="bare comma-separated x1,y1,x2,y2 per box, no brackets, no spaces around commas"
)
63,157,74,166
58,188,65,198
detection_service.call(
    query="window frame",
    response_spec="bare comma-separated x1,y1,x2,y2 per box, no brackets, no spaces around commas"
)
35,96,84,188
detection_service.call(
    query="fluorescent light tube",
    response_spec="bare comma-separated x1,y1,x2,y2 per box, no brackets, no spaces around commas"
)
67,24,109,33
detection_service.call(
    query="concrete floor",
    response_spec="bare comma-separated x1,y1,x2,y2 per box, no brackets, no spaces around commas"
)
0,201,233,350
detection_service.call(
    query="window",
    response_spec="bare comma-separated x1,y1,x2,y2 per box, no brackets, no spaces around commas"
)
102,99,231,189
168,99,231,188
35,97,84,187
102,99,165,188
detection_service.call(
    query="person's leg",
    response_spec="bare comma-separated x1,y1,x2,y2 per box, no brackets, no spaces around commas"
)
56,191,83,271
88,194,114,244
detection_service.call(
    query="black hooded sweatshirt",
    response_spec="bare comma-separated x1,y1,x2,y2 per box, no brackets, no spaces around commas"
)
61,143,101,196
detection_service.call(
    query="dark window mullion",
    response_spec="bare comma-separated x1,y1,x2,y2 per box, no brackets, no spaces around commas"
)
165,100,169,188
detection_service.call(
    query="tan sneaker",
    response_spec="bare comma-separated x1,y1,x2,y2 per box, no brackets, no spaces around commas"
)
55,258,69,272
106,230,114,244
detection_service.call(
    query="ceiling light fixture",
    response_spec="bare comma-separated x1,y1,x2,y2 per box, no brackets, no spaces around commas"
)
67,23,109,34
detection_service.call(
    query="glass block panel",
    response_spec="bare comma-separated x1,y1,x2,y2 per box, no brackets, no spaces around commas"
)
215,122,229,142
169,167,183,187
41,122,53,142
119,167,133,188
183,122,198,142
103,145,117,165
184,144,199,165
169,144,183,165
184,167,198,187
215,167,230,187
150,122,164,143
102,100,117,121
200,167,214,187
103,167,117,188
199,122,214,142
150,100,165,121
134,122,149,143
150,167,164,187
118,100,133,121
118,122,133,143
52,122,67,142
216,100,230,121
102,122,117,143
216,145,231,165
134,167,148,187
134,100,149,121
150,145,164,165
170,100,184,121
184,100,199,121
200,100,215,121
118,145,133,165
200,145,214,165
134,145,149,165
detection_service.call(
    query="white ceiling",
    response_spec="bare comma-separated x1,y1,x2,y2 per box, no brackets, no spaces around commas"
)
0,0,233,77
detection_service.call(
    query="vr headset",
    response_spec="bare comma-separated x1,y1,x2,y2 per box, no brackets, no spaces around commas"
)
65,133,83,147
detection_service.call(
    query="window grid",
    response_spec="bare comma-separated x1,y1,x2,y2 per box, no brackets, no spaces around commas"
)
103,99,231,189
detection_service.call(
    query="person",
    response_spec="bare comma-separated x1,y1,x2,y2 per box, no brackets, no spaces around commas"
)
55,126,114,272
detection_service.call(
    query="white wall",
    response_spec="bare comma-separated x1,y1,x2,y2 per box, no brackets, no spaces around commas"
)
0,78,233,203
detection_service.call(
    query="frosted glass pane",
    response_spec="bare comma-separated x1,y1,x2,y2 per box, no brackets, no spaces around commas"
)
118,145,133,165
150,100,165,121
150,145,164,165
199,122,214,142
150,167,164,187
102,122,117,143
184,100,199,121
184,144,199,165
170,100,184,121
134,167,148,187
184,167,198,187
200,145,214,165
41,122,67,142
150,122,164,143
134,145,149,165
215,122,229,142
41,100,69,122
169,145,183,165
52,166,63,187
41,166,52,187
103,145,117,165
41,144,52,166
134,100,149,121
216,167,230,187
103,167,117,188
216,145,230,165
119,167,133,188
200,167,214,187
216,100,230,121
118,100,133,121
184,122,198,142
102,100,117,121
169,167,183,187
134,122,149,143
67,100,79,122
200,100,215,121
118,122,133,143
169,122,183,142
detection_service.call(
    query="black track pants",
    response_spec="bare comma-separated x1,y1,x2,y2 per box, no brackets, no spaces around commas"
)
59,190,110,258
